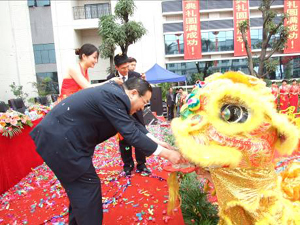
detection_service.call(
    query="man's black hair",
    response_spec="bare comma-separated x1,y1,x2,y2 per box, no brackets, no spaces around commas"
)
114,54,129,67
128,57,137,63
124,78,152,96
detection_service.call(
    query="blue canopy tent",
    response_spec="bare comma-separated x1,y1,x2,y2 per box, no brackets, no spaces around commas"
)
144,63,186,118
145,63,186,84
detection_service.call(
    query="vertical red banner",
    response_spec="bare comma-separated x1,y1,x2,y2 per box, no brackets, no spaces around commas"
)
284,0,300,53
233,0,251,56
183,0,202,60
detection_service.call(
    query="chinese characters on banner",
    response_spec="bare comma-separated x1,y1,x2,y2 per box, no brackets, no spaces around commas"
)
233,0,251,56
284,0,300,53
183,0,202,59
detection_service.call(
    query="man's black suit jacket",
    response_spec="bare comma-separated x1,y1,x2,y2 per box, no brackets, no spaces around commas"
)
107,71,144,125
30,81,157,182
166,92,175,107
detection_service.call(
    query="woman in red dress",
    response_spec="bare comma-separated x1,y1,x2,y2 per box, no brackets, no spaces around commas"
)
279,79,290,111
289,79,299,113
58,44,122,101
271,82,279,109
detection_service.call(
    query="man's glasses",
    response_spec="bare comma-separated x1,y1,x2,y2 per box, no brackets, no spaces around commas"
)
139,94,149,105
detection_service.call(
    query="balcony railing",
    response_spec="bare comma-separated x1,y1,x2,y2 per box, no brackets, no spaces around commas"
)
73,3,111,20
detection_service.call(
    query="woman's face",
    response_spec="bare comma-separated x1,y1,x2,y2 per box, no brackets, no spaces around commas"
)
83,51,98,68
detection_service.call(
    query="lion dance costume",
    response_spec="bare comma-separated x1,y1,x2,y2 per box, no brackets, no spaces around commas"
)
171,72,300,224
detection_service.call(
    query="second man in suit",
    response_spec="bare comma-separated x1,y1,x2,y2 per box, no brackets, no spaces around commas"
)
107,54,150,176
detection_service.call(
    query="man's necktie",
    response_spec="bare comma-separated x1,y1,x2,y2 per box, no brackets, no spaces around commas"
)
122,76,126,82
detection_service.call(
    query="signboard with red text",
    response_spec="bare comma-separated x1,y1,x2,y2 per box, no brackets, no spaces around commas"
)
183,1,202,59
284,0,300,53
233,0,251,56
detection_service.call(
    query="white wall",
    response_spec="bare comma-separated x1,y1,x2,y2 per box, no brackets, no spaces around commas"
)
0,1,36,103
51,1,110,85
51,1,80,87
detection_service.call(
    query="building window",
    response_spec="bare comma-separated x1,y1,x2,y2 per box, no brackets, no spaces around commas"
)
33,44,56,65
28,0,50,7
73,3,110,20
164,31,234,55
166,58,249,82
202,30,234,52
36,72,59,95
84,3,110,19
250,28,262,49
165,34,184,55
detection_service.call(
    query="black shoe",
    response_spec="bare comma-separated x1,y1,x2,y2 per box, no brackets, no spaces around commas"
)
124,166,134,176
136,165,151,174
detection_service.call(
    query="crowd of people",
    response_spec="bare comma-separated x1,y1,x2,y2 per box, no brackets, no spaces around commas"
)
271,79,300,113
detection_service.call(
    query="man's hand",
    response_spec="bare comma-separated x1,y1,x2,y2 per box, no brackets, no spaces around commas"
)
111,77,123,85
195,167,212,182
159,148,185,164
146,133,176,151
141,73,146,80
158,140,175,151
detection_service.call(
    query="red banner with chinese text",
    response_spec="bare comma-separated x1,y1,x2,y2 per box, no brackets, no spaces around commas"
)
233,0,251,56
183,0,202,59
284,0,300,53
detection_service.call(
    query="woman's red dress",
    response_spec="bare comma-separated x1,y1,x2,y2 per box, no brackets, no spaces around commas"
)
271,85,279,109
279,85,290,111
289,84,299,113
58,64,89,101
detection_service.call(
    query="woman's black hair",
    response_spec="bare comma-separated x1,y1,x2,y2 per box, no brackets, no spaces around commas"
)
75,44,99,60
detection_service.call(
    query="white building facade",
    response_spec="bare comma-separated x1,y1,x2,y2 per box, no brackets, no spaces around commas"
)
1,0,300,103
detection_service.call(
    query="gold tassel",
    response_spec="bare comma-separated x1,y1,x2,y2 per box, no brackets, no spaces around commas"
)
167,172,180,215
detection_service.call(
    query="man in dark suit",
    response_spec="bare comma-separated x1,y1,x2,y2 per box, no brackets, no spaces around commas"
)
30,78,183,225
166,87,175,120
107,54,149,176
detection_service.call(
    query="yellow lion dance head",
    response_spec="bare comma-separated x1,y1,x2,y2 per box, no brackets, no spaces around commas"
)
171,71,299,168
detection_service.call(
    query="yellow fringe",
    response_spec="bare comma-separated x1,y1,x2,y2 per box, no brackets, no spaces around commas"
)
167,172,180,215
172,118,242,168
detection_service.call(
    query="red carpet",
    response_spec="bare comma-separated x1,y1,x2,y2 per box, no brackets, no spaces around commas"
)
0,134,184,224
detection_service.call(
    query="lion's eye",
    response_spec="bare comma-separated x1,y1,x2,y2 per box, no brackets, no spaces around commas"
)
220,104,248,123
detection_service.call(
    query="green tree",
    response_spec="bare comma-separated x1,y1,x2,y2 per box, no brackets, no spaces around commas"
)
31,77,58,97
9,82,28,101
98,0,147,73
188,72,204,85
158,82,173,101
239,0,289,78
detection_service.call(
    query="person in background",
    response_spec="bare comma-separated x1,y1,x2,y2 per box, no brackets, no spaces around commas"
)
289,79,299,113
57,43,122,102
107,54,150,176
279,79,290,112
174,88,179,118
166,87,175,120
128,57,146,79
175,87,184,117
30,78,184,225
271,81,279,110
